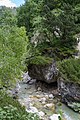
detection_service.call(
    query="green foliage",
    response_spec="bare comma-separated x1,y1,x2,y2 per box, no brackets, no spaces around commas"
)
17,0,80,60
25,41,53,65
27,55,53,65
57,58,80,83
0,90,39,120
0,6,17,27
0,26,28,87
52,46,77,60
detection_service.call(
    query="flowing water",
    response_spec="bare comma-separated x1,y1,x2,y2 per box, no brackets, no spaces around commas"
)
57,104,80,120
16,80,80,120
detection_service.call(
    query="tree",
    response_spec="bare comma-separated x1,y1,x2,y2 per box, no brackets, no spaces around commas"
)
17,0,80,60
17,0,42,37
0,26,28,88
0,6,17,27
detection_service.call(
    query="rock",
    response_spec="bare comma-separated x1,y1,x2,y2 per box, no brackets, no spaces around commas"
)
28,61,59,84
22,72,31,83
68,102,80,112
58,79,80,112
38,111,45,117
44,103,55,112
28,79,36,85
39,97,46,104
37,87,42,91
45,94,49,99
11,84,20,99
49,114,60,120
36,95,42,98
49,94,54,99
26,106,38,113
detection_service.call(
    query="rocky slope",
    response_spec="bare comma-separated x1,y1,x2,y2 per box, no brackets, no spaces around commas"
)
58,79,80,112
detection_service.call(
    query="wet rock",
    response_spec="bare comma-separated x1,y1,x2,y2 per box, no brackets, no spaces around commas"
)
67,102,80,112
38,111,45,117
26,106,38,113
22,72,31,83
58,79,80,112
28,79,36,85
44,103,55,112
49,94,54,99
49,114,60,120
28,61,59,84
11,83,21,99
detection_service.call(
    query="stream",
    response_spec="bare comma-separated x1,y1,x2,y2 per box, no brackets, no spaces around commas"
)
15,77,80,120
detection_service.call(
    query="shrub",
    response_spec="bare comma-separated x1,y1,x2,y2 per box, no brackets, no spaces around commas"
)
27,55,53,65
0,90,39,120
57,58,80,83
0,26,28,87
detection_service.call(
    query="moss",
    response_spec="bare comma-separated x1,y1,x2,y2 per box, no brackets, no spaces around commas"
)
57,58,80,84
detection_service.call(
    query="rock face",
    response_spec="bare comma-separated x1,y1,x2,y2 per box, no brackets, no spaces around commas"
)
28,61,59,84
58,79,80,112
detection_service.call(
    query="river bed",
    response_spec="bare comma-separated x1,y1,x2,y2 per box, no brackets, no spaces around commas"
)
16,81,80,120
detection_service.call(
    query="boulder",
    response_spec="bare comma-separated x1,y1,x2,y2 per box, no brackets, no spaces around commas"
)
28,61,59,84
22,72,31,84
58,79,80,112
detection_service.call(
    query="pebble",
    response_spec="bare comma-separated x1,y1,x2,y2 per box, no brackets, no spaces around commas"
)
37,87,42,91
44,103,55,111
49,114,60,120
38,111,45,117
36,95,41,98
45,94,49,99
39,97,46,102
49,94,54,99
45,103,54,108
26,106,38,113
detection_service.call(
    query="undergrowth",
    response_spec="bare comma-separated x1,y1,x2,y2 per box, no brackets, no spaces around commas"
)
0,90,39,120
57,58,80,83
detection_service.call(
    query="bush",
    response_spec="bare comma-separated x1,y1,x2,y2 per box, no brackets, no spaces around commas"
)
27,55,53,65
0,26,28,87
0,90,39,120
57,58,80,83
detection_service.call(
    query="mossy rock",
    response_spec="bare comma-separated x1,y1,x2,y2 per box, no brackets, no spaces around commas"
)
28,56,53,65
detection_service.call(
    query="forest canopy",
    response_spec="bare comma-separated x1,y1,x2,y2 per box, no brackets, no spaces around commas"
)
0,0,80,86
0,1,80,120
17,0,80,60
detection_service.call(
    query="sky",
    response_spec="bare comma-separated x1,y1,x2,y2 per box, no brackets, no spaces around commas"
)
0,0,25,7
